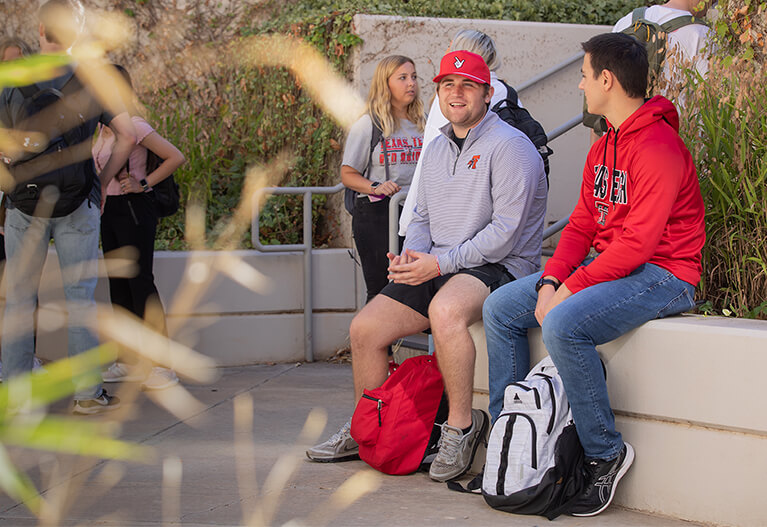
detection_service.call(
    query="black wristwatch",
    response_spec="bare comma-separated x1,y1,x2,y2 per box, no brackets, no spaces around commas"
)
139,178,150,192
535,277,560,292
370,181,381,193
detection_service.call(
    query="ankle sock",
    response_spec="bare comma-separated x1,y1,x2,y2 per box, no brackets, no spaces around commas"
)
461,425,472,435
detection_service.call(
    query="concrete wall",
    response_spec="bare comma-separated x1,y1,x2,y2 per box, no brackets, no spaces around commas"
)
350,15,612,243
22,248,361,365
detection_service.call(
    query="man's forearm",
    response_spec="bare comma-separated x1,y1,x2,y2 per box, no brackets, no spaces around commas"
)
98,135,133,186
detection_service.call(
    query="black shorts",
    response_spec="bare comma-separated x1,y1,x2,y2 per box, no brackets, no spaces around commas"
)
379,263,514,319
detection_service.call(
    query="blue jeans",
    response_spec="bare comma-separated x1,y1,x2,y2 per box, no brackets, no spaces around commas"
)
2,200,102,399
482,261,696,460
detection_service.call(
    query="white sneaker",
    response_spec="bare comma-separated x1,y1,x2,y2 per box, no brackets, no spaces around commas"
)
306,420,359,462
102,362,145,383
141,367,179,390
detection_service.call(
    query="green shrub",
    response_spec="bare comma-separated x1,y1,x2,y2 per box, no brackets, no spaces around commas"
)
144,0,660,249
675,1,767,319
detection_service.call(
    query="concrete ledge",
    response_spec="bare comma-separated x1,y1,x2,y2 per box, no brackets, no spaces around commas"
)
471,315,767,527
23,248,360,364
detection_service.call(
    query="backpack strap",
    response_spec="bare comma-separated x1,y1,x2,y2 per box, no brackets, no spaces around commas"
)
631,6,648,24
490,80,520,113
15,70,75,103
660,14,708,33
363,114,390,181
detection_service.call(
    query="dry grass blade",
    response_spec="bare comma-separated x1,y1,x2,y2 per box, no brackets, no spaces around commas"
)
162,456,183,526
246,408,327,527
215,149,293,251
241,34,365,129
234,394,259,522
305,470,381,527
143,384,207,424
97,306,218,384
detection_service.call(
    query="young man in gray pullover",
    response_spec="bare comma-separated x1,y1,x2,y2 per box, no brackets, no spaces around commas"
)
307,50,547,482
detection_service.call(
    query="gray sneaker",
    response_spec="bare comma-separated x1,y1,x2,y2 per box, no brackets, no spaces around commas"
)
306,420,359,462
429,409,488,482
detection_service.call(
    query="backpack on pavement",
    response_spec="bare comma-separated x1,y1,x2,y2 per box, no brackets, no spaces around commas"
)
491,80,553,181
481,356,586,520
351,354,446,475
6,71,96,217
583,7,707,132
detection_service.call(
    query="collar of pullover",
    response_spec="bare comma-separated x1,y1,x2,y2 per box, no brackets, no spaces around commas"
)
437,108,500,152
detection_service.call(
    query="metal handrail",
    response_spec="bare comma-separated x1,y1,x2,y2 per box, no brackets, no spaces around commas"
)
251,182,345,362
516,52,584,94
389,191,407,255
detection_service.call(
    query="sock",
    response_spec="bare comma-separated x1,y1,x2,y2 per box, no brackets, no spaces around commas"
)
461,425,472,435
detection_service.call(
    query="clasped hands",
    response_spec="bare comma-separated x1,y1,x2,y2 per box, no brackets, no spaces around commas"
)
387,249,440,286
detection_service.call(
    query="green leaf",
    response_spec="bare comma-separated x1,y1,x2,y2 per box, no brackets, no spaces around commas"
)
0,53,72,88
0,444,42,514
0,416,151,462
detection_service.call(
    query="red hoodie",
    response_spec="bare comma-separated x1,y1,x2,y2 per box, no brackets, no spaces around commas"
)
544,96,705,293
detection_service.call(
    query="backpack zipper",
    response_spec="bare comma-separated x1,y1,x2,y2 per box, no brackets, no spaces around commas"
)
533,373,557,434
361,394,383,427
496,412,538,494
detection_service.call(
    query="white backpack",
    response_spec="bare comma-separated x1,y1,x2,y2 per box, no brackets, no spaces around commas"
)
482,356,586,519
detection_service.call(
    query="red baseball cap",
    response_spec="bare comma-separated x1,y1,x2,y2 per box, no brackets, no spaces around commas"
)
433,50,491,85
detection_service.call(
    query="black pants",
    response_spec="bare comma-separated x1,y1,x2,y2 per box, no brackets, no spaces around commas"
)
351,196,404,304
101,194,167,335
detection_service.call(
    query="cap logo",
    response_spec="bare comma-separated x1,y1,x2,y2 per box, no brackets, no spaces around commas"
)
453,57,465,69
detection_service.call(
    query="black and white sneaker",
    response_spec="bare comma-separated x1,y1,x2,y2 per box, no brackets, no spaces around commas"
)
571,442,635,517
72,389,121,415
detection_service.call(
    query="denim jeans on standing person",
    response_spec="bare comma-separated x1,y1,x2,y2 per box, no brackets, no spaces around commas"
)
482,260,696,461
2,199,102,399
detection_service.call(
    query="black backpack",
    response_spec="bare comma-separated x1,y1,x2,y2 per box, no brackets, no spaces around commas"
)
343,115,389,214
7,71,96,217
145,149,181,217
491,80,553,181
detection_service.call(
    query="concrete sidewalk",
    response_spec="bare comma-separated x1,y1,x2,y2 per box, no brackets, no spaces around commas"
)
0,363,701,526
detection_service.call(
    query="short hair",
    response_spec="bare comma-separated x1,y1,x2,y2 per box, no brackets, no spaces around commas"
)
0,38,33,60
450,29,500,71
39,0,81,48
581,33,648,99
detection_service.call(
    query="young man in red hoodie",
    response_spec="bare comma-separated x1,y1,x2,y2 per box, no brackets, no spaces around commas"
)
483,32,705,517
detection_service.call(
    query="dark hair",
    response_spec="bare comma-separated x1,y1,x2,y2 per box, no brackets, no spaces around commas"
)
113,64,133,90
0,37,33,60
39,0,79,47
581,33,648,99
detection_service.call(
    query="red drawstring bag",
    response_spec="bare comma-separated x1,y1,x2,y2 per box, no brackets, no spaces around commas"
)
351,355,445,475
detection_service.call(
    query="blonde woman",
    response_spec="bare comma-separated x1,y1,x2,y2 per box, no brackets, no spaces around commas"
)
342,55,425,302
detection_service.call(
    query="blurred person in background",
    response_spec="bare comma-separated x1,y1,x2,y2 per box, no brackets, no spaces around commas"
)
0,0,136,413
93,65,185,391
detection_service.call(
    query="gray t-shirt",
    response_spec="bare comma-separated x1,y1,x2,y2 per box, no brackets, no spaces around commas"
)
342,114,423,195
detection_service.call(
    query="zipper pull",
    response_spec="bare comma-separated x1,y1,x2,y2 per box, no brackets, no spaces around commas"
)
377,399,382,427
